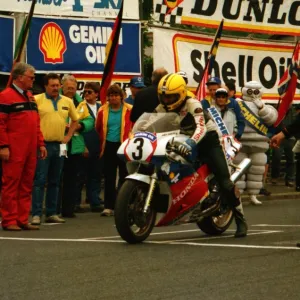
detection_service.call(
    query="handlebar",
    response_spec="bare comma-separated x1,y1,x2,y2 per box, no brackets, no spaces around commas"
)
166,138,191,165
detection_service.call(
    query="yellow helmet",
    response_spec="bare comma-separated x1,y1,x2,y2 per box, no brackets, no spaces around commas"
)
157,73,187,111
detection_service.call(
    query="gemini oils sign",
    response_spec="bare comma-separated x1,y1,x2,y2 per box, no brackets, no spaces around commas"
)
27,16,141,75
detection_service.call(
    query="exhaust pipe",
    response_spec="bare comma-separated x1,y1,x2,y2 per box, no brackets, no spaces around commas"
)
230,158,251,184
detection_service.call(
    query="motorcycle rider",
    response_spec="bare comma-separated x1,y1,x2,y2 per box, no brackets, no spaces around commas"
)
156,73,248,238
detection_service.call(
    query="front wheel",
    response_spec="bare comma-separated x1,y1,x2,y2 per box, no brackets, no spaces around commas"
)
197,209,233,235
114,180,157,244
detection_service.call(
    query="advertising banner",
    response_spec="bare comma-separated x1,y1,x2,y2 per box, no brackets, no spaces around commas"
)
74,74,133,97
153,0,300,36
26,16,141,75
153,27,300,103
0,16,14,74
0,0,139,20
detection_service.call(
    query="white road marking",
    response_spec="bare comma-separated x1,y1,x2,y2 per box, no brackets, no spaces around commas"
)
41,223,64,226
0,237,124,243
1,236,298,250
85,229,202,240
150,230,282,243
85,229,273,240
163,241,300,250
252,224,300,227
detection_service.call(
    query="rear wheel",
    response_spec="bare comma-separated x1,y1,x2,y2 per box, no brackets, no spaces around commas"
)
197,209,233,235
114,180,157,244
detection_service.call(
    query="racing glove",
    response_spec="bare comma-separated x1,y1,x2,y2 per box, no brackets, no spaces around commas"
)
177,138,197,158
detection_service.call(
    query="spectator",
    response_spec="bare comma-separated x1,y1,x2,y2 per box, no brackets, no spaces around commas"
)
61,74,82,106
213,88,238,137
202,77,245,141
78,82,103,212
0,63,46,231
225,81,237,99
130,67,168,123
59,75,94,217
271,106,296,187
96,84,132,216
125,76,146,105
31,73,79,225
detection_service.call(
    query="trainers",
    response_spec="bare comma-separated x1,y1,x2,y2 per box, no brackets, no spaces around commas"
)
249,195,262,205
285,181,294,187
271,178,278,185
100,209,114,216
31,216,41,225
45,215,66,223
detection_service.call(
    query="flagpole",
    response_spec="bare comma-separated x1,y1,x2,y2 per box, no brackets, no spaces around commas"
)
99,0,124,104
196,19,224,96
6,0,36,87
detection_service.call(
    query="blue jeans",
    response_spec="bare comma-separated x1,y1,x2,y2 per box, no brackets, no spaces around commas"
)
77,155,103,208
32,142,64,217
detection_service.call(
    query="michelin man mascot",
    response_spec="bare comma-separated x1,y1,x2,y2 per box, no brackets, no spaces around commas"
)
234,81,278,205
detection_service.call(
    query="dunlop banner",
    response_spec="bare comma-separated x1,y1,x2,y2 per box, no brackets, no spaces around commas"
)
26,16,141,75
153,27,300,103
0,0,139,20
153,0,300,36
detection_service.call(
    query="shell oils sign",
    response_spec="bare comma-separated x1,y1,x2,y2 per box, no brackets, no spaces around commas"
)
27,17,141,74
39,22,67,64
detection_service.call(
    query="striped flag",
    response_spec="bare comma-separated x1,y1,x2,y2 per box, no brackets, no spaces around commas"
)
99,0,124,104
196,19,224,100
6,0,36,87
274,41,300,127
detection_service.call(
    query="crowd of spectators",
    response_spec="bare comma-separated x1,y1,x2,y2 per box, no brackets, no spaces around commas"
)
0,62,299,230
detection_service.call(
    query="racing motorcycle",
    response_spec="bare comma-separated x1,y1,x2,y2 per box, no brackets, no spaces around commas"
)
115,112,251,244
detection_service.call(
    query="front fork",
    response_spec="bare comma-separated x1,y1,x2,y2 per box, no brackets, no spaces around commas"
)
143,171,158,213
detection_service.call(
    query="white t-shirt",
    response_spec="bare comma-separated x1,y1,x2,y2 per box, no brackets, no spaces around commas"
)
87,102,97,118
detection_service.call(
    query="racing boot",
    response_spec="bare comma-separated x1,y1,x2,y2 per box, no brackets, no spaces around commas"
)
233,203,248,238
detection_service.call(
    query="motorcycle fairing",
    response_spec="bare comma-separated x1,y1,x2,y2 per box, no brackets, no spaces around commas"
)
156,163,211,226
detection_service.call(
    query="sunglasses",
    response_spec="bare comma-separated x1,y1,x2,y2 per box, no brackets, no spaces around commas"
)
83,90,94,95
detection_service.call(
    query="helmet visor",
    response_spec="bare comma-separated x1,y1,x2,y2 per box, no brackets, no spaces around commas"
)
159,93,180,106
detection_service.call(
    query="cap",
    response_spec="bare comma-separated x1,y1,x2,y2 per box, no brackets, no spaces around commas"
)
215,88,228,96
129,76,146,88
206,77,222,85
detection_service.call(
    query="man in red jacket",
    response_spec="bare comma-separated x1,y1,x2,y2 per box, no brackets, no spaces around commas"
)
0,63,47,231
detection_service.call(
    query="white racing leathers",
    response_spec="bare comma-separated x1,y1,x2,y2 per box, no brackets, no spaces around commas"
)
156,98,217,144
234,100,277,195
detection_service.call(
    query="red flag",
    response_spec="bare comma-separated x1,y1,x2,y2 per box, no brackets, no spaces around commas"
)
99,0,124,105
196,19,224,100
274,41,300,127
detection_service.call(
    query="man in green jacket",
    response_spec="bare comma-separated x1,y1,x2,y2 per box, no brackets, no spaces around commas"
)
59,75,94,217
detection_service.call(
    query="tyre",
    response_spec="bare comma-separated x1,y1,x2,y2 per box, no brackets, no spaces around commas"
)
197,208,234,235
114,180,157,244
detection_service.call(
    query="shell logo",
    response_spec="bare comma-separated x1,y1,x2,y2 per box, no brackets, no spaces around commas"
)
39,22,67,64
